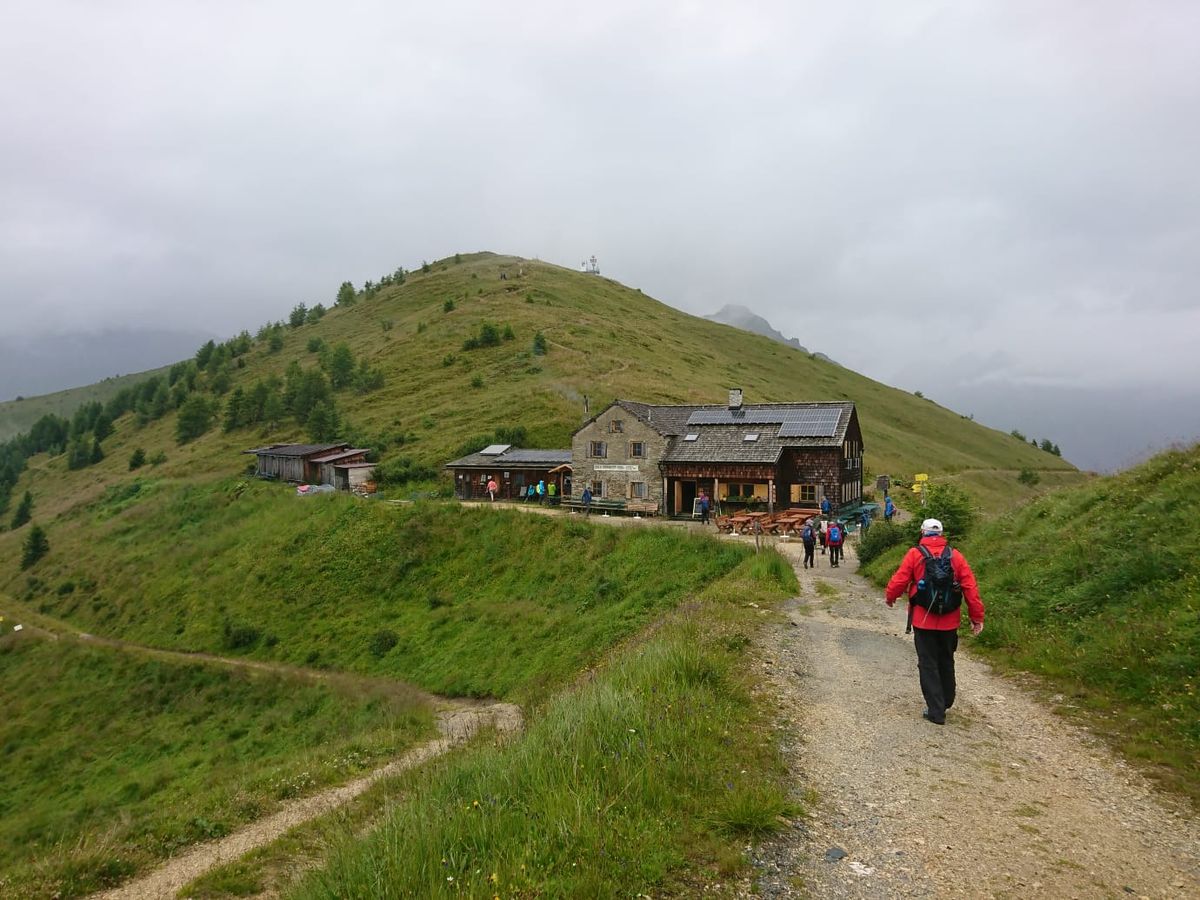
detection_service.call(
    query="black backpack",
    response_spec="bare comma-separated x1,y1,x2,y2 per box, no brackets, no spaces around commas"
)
912,545,963,614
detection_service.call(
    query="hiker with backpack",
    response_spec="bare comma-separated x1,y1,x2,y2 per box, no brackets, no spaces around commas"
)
884,518,985,725
801,519,817,568
827,520,845,567
818,519,828,555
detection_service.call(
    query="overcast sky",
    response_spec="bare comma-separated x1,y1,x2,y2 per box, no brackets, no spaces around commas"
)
2,1,1197,469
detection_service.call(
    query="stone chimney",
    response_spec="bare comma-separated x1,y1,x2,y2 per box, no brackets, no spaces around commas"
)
728,388,744,409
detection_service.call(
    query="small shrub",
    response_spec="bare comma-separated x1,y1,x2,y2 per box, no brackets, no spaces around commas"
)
1017,468,1040,486
128,448,146,471
857,520,909,566
307,337,325,353
374,457,438,486
532,331,548,355
441,354,457,368
149,450,167,467
368,629,399,658
470,374,484,389
443,298,455,313
222,621,262,651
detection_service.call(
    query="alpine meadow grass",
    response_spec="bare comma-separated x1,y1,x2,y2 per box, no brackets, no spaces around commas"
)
0,637,433,898
290,554,799,899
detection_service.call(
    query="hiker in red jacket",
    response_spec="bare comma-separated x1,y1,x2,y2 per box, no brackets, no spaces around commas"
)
884,518,985,725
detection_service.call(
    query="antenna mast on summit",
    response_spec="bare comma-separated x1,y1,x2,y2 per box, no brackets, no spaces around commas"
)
582,255,600,275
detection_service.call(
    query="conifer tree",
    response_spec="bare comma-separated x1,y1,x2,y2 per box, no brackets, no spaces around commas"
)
10,490,32,529
176,395,215,444
21,524,49,569
306,401,341,442
223,387,247,432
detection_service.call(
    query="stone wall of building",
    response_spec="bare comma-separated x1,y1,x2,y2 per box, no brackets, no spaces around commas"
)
571,405,670,509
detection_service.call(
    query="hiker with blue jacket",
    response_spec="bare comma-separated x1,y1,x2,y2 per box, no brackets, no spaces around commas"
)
801,519,817,569
884,519,985,725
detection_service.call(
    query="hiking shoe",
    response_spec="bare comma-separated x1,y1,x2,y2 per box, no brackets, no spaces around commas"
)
922,708,945,725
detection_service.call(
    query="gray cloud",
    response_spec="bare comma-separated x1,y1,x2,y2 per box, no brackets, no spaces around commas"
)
2,1,1198,463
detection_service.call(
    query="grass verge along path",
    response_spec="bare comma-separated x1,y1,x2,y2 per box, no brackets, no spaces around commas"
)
0,633,433,900
93,702,522,900
290,551,800,899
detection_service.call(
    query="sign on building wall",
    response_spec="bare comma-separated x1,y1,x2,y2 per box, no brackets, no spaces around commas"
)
595,464,641,472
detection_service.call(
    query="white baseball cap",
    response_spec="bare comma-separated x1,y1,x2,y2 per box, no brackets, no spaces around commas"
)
921,518,943,534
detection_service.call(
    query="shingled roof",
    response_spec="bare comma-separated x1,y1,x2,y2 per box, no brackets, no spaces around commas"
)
662,403,859,465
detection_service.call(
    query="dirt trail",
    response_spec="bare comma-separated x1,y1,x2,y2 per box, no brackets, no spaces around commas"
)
0,602,524,900
744,539,1199,899
91,701,522,900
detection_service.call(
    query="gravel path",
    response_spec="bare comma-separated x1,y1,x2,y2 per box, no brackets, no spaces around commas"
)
91,700,522,900
744,538,1199,899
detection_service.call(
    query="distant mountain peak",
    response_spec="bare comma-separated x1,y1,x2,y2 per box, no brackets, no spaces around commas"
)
704,304,808,353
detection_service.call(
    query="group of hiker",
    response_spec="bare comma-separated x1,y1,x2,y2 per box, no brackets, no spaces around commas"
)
485,478,557,503
799,510,846,569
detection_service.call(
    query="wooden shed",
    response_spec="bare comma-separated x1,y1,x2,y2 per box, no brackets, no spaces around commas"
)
309,447,371,485
245,443,373,489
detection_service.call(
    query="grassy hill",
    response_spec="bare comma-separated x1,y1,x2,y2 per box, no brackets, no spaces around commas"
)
0,252,1095,896
862,443,1200,800
2,252,1079,528
0,367,170,443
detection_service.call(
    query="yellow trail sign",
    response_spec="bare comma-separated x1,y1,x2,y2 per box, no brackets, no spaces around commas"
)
914,473,929,482
912,483,923,493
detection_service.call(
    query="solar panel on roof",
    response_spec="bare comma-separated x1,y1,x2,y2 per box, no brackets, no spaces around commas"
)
479,444,511,455
776,409,842,438
686,408,788,426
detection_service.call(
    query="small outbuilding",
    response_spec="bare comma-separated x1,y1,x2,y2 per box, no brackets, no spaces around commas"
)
245,442,372,489
445,444,572,501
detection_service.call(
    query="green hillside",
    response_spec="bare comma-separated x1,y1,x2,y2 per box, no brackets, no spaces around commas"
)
0,252,1095,895
1,252,1079,531
0,367,170,443
0,636,432,898
863,443,1199,799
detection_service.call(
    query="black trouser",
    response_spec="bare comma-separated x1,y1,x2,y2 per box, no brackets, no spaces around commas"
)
913,626,958,722
829,543,842,565
802,541,815,567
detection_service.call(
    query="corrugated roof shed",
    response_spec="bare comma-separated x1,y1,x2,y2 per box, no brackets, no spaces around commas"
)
309,448,371,464
445,447,572,469
244,443,348,458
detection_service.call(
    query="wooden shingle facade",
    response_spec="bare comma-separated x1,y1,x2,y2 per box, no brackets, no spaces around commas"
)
572,391,864,516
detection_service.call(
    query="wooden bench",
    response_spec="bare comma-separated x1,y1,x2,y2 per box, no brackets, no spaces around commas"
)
559,497,660,517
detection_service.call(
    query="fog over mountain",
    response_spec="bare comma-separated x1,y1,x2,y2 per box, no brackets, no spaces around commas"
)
2,1,1197,471
0,329,214,399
